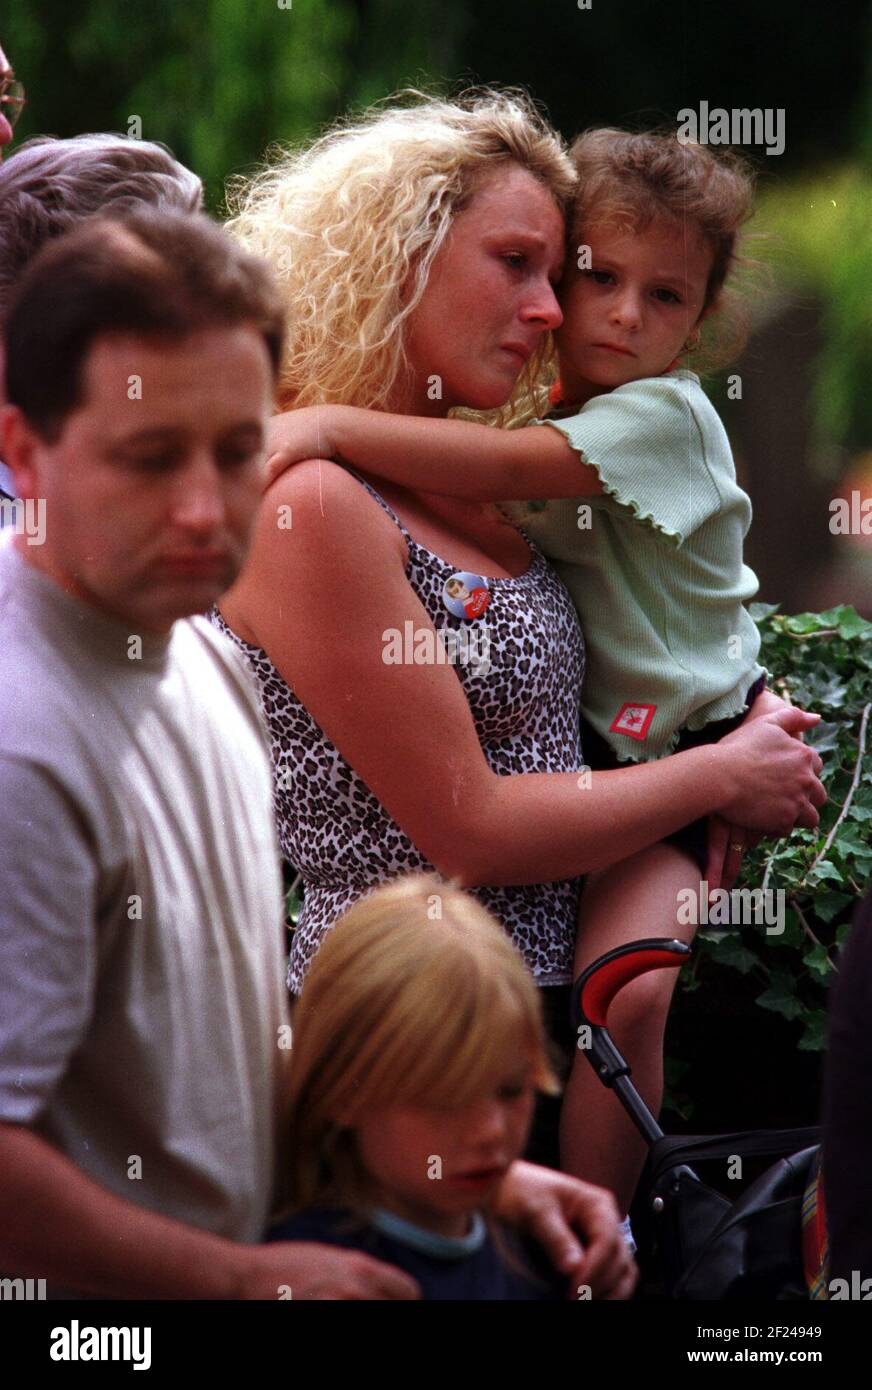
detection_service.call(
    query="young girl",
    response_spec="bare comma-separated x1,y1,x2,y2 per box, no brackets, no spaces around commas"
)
263,129,798,1220
266,871,570,1299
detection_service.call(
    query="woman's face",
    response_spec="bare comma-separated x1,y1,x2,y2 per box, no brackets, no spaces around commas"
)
403,164,566,415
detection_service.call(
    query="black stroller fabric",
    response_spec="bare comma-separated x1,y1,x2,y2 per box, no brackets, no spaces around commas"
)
643,1127,820,1299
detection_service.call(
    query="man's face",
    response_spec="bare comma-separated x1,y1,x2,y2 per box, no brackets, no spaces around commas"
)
0,45,15,157
1,325,274,633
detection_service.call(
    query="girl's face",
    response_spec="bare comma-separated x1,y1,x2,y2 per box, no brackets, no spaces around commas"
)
402,163,565,415
555,215,715,403
352,1060,537,1238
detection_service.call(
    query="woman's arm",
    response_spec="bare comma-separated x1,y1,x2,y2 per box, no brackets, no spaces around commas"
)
265,404,604,501
222,460,825,890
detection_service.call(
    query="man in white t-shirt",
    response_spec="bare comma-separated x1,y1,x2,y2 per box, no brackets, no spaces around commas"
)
0,208,636,1301
0,210,417,1300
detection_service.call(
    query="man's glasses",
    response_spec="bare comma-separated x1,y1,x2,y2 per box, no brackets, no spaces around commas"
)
0,77,26,129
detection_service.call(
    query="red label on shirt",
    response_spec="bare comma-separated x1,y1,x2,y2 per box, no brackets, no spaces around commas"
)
609,702,657,741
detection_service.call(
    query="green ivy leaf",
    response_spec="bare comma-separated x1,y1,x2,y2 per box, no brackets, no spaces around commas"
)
798,1011,828,1052
812,889,854,923
806,859,845,885
837,608,872,640
707,934,760,974
785,613,826,634
749,601,781,621
804,943,836,979
755,985,805,1020
806,722,843,754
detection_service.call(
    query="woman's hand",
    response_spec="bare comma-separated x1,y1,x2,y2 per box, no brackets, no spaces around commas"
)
715,706,826,837
705,815,765,892
494,1160,637,1300
706,688,818,890
264,407,340,491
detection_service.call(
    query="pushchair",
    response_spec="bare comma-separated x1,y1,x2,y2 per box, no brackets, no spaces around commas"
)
571,938,827,1299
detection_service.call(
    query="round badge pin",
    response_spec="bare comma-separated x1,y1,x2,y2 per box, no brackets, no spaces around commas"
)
442,571,491,621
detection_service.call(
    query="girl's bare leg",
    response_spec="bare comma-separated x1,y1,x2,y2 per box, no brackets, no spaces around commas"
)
559,841,700,1216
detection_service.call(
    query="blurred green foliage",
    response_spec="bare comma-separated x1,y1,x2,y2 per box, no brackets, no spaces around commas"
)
5,0,872,202
758,168,872,453
6,0,870,455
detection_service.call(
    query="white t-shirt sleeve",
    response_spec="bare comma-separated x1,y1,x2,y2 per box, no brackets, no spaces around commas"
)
536,377,724,547
0,756,98,1123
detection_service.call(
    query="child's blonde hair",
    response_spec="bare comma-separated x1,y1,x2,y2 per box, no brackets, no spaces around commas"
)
567,126,758,371
281,872,559,1216
224,87,576,418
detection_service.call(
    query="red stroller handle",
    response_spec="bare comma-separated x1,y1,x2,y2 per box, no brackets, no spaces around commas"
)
573,938,691,1030
571,939,693,1148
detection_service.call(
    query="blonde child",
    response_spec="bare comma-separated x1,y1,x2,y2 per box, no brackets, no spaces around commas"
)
262,130,805,1222
266,872,573,1299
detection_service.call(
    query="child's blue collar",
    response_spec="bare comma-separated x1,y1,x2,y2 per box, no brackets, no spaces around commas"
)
371,1207,487,1260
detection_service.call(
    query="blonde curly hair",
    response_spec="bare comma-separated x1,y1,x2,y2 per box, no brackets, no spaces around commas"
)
224,87,576,415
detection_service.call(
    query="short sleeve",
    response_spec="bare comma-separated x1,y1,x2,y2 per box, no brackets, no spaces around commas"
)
536,376,724,547
0,756,98,1123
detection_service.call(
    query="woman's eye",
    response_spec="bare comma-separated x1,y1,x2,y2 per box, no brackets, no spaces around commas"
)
653,287,681,304
502,252,527,270
584,269,614,285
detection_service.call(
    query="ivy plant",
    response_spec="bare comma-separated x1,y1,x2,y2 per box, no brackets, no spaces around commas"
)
681,602,872,1057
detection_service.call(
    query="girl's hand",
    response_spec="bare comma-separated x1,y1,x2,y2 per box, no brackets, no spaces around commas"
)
494,1160,637,1300
715,706,826,836
705,688,816,890
264,407,339,492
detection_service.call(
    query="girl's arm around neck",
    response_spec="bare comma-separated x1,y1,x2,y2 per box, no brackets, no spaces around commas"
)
266,404,605,501
227,460,824,892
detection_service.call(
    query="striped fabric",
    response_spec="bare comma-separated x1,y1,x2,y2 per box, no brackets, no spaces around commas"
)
802,1150,830,1300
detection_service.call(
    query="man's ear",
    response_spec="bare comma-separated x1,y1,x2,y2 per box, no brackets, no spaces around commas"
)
0,404,42,501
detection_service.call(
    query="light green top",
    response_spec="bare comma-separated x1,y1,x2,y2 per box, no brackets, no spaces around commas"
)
502,370,765,763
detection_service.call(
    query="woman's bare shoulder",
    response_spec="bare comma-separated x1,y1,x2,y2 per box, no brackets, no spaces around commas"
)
222,459,408,640
258,458,408,568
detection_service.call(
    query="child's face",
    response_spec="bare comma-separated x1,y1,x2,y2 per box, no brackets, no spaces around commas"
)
352,1062,536,1238
555,215,715,401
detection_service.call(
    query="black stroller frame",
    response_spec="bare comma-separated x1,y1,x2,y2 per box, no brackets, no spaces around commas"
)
571,938,821,1300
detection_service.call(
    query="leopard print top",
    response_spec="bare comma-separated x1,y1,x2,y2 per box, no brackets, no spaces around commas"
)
209,467,586,994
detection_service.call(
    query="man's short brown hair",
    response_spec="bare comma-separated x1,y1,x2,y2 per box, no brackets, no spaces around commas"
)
3,209,285,441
